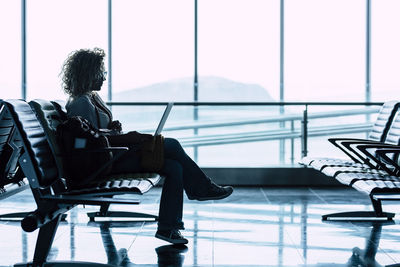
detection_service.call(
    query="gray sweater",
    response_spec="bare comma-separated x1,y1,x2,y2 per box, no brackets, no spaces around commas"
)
66,93,150,145
66,93,112,130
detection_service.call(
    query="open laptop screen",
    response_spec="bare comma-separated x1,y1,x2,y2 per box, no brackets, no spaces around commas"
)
154,102,173,136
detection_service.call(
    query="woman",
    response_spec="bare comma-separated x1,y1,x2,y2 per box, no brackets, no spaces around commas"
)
60,47,233,244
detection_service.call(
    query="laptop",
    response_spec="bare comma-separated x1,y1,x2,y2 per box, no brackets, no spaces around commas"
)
154,102,173,136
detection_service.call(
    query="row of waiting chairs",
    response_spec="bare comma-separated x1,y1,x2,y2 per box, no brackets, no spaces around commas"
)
0,99,162,266
0,99,26,195
301,100,400,221
0,100,30,220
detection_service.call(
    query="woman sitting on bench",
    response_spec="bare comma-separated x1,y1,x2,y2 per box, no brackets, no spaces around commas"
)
60,47,233,245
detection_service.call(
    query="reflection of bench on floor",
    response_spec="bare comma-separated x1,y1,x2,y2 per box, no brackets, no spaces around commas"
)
301,100,400,221
2,99,162,266
319,222,389,267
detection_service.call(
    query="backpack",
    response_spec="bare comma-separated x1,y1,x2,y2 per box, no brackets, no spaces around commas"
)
56,116,113,189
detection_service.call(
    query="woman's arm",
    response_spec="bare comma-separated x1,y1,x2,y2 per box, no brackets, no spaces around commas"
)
108,131,153,147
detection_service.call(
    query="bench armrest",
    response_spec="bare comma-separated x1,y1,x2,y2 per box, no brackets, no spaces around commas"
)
374,147,400,175
355,144,400,175
334,140,385,168
328,138,383,164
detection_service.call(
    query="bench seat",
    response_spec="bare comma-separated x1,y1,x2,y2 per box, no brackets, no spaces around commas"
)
321,165,387,178
308,158,367,171
352,179,400,195
335,172,399,186
63,173,161,196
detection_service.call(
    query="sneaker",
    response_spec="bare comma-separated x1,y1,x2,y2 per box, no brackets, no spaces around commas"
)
155,229,188,245
188,182,233,201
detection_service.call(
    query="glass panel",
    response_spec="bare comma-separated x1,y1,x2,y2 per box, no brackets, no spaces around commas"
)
26,0,107,101
285,0,365,101
0,0,21,99
198,0,280,101
306,105,379,160
110,103,380,167
371,0,400,101
116,104,290,167
112,0,193,102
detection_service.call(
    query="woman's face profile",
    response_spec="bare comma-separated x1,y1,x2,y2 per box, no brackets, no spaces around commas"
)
93,78,103,91
93,69,106,92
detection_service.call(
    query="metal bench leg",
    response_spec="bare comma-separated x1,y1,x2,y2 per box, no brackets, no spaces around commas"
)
370,196,384,216
87,202,158,222
15,214,116,267
32,215,61,266
14,215,61,267
322,211,394,221
322,196,394,221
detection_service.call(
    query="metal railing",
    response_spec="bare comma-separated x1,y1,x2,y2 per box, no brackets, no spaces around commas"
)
108,101,383,165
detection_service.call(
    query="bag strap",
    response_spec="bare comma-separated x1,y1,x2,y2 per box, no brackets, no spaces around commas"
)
94,105,101,130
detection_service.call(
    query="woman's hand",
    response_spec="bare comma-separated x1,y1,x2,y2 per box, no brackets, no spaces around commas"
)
109,120,122,133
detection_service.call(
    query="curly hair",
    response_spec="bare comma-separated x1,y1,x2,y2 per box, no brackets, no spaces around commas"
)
60,48,105,96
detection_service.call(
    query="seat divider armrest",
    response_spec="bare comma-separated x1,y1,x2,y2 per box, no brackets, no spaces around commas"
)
357,144,400,175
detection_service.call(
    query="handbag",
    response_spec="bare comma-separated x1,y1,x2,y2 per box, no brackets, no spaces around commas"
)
140,135,165,172
56,116,113,189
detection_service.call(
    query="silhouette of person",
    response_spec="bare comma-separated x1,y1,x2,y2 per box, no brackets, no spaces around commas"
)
60,47,233,244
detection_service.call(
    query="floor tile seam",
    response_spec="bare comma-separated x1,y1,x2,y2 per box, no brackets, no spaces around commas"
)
374,238,399,265
307,187,378,244
52,220,71,243
281,223,306,265
126,221,146,253
259,187,271,204
260,187,305,265
308,187,328,204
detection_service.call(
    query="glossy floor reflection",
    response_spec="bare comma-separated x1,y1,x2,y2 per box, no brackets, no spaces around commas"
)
1,187,400,266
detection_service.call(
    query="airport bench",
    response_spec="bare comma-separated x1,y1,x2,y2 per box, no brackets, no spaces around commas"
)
2,99,161,266
29,99,161,222
0,99,30,220
300,100,400,221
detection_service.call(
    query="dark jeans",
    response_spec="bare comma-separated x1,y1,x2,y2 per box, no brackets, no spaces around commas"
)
110,137,211,231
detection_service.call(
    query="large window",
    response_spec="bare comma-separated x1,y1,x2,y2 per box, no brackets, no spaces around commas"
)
371,0,400,102
4,1,400,168
26,0,108,101
198,0,280,102
0,0,21,99
285,0,366,102
112,0,193,102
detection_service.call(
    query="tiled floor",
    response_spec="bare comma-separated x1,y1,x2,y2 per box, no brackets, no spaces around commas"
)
1,186,400,267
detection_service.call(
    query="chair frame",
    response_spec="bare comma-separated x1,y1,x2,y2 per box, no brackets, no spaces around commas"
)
0,100,30,220
2,99,158,266
31,99,160,222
